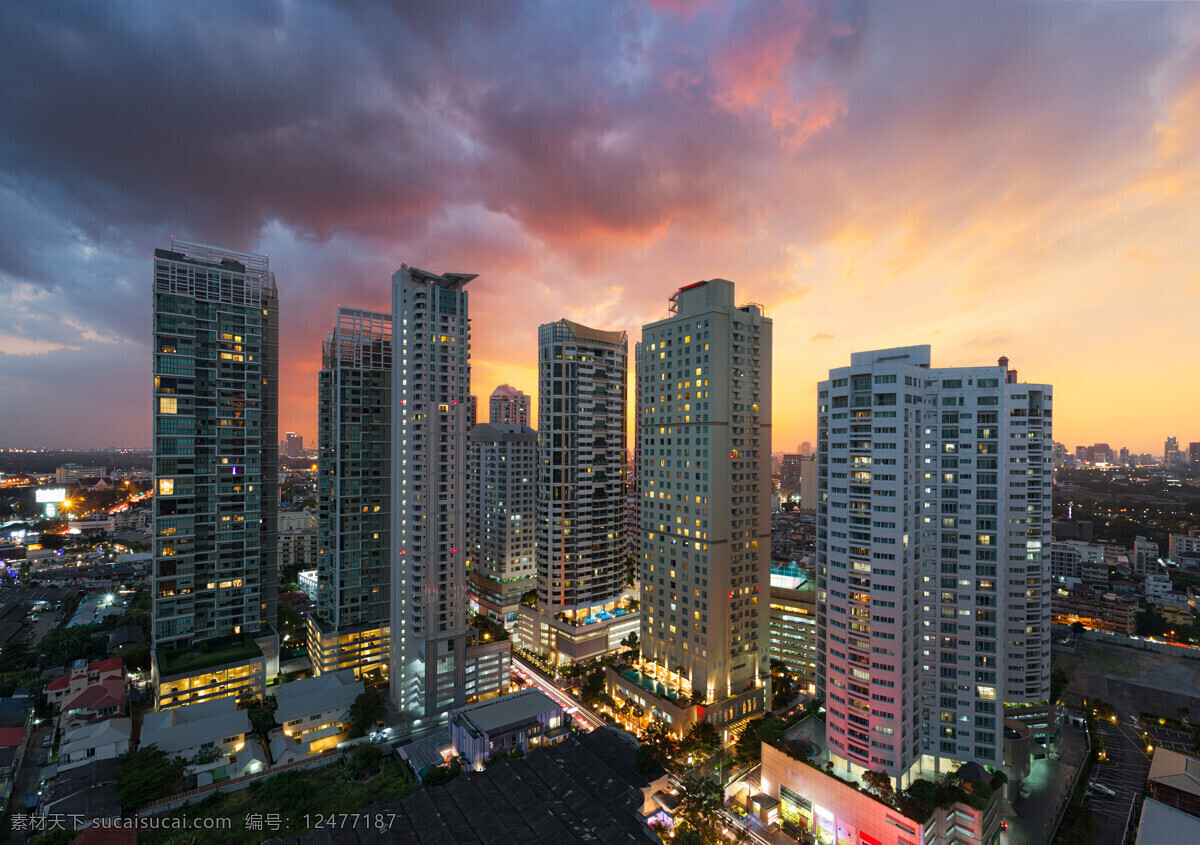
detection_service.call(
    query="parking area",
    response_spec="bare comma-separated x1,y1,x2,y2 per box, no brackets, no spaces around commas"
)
1147,724,1194,753
1090,717,1150,845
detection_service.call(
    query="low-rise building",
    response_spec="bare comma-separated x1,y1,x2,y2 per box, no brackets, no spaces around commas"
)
760,739,1003,844
45,657,124,706
139,696,252,783
58,718,132,771
768,562,817,693
448,689,568,771
273,669,363,754
1147,747,1200,818
1051,587,1137,635
59,676,125,733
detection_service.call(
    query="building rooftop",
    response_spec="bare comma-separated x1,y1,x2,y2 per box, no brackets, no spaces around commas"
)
451,689,560,737
1149,747,1200,798
140,696,250,755
60,718,131,755
1135,797,1200,844
273,669,363,725
270,730,653,844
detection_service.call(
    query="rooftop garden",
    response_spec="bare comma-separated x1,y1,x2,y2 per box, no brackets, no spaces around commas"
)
470,613,509,643
158,632,263,677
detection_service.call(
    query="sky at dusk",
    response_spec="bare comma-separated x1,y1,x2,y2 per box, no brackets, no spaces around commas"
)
1,0,1198,454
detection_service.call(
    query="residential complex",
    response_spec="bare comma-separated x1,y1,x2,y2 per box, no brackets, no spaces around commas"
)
519,319,638,665
488,384,532,427
816,346,1052,782
309,308,392,679
609,279,772,736
468,422,537,632
150,239,280,709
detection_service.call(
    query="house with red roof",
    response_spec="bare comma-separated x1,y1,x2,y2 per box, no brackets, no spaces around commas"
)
59,677,126,733
45,658,124,706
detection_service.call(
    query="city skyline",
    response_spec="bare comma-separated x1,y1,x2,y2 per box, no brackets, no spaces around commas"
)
2,2,1199,453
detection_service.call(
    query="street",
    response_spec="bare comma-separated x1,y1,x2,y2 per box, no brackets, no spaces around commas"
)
511,656,605,731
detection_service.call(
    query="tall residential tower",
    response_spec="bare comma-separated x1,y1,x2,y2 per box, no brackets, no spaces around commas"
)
816,346,1052,783
308,307,392,679
151,240,279,708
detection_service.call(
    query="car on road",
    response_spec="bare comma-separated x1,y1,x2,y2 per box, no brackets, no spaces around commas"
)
37,754,47,767
730,804,748,819
1019,784,1031,799
1089,782,1117,798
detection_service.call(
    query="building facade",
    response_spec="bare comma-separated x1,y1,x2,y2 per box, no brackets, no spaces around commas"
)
390,266,508,717
817,346,1052,782
151,240,279,709
468,423,537,632
488,384,532,427
520,319,637,666
310,308,393,679
610,279,772,736
769,562,817,693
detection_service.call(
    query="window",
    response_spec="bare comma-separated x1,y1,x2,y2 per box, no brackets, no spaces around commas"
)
158,479,174,495
159,397,178,414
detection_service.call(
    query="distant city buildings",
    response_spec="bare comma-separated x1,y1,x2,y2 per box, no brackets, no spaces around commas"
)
488,384,532,427
283,432,304,458
150,239,279,709
55,464,107,484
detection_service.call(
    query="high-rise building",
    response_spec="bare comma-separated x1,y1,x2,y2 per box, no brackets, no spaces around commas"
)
769,562,817,694
1133,535,1160,576
468,422,537,632
816,347,1052,782
390,266,509,717
517,320,638,665
488,385,532,427
308,308,392,680
608,279,772,737
1166,436,1182,468
284,432,304,458
151,239,279,709
1189,443,1200,466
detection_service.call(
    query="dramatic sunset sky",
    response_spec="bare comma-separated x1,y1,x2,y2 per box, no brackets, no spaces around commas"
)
1,1,1198,453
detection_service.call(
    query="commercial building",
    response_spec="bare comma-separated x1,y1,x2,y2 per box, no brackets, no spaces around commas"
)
769,562,817,693
488,384,532,427
609,279,772,737
150,239,279,709
519,319,638,666
760,739,1003,845
309,308,392,680
390,266,508,717
468,423,537,632
448,688,568,770
780,454,817,507
283,432,304,458
55,465,107,484
816,347,1052,783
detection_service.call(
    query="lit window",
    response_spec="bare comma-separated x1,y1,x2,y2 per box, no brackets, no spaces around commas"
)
159,397,178,414
159,479,174,495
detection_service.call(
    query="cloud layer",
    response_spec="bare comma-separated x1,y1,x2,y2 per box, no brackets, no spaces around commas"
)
1,0,1198,452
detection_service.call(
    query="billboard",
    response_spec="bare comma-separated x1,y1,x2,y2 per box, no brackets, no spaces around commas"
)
35,487,67,504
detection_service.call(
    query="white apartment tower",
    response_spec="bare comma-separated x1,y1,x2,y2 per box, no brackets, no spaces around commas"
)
390,266,477,717
637,279,772,715
536,319,628,619
489,384,532,427
816,346,1052,782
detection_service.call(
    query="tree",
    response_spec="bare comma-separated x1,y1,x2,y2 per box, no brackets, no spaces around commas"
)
348,687,386,737
117,745,188,808
239,694,279,734
861,769,896,806
1069,621,1085,637
676,773,725,845
421,756,463,786
346,742,383,779
278,603,304,640
681,720,721,759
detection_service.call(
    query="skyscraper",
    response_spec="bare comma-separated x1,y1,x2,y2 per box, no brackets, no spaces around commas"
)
151,239,279,709
816,347,1052,783
390,266,509,716
609,279,772,736
467,423,537,632
488,384,532,427
284,431,304,458
308,308,392,679
517,320,637,664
